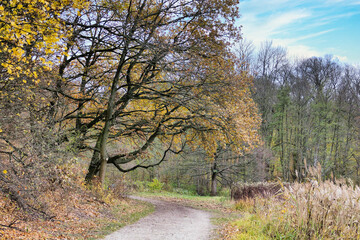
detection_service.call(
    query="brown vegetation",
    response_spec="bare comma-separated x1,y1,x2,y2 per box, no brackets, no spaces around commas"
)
231,182,286,200
0,161,150,239
225,166,360,239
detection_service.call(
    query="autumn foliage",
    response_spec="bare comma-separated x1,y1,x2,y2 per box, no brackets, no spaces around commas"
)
0,0,261,237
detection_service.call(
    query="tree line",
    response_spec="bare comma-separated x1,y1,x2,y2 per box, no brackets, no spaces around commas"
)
247,41,360,183
141,40,360,196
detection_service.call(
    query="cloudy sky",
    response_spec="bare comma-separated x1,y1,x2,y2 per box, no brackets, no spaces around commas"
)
237,0,360,64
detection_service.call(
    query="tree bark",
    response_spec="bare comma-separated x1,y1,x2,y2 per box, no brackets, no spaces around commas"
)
210,162,217,196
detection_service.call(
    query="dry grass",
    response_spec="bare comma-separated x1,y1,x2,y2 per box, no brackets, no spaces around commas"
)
270,179,360,239
226,167,360,239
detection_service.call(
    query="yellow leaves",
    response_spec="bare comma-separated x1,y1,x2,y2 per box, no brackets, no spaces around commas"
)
0,0,90,76
1,62,9,68
9,20,17,27
2,170,7,174
43,34,58,45
12,48,25,58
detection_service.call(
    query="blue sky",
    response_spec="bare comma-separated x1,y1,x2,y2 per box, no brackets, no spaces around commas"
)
237,0,360,64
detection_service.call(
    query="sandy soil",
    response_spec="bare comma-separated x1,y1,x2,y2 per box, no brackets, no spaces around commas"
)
103,196,214,240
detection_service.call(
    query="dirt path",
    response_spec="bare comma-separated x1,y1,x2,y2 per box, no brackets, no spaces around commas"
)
103,196,214,240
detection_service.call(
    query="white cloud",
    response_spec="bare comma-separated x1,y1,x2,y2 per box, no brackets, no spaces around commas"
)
324,0,360,5
237,0,360,63
333,55,348,62
286,45,322,59
270,29,336,46
266,10,311,32
241,9,311,46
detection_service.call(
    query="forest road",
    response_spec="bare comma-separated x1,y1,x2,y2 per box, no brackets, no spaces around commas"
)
103,196,214,240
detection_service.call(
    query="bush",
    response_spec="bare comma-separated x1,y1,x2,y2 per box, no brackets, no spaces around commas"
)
231,182,286,200
147,178,164,192
132,180,147,192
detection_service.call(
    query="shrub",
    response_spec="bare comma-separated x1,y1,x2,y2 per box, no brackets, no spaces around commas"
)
231,182,286,200
127,180,146,192
147,178,164,192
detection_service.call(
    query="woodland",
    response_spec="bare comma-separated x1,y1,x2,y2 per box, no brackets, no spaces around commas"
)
131,40,360,197
0,0,359,238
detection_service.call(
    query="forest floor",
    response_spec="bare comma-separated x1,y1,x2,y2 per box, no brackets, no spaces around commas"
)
0,192,154,239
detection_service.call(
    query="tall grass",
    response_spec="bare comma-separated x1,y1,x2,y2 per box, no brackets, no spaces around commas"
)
271,179,360,239
229,166,360,239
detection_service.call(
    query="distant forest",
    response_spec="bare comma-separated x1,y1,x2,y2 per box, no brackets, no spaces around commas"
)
249,41,359,183
147,40,360,195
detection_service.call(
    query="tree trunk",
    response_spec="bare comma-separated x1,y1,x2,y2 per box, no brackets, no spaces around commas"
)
85,136,102,183
210,162,217,196
85,64,123,186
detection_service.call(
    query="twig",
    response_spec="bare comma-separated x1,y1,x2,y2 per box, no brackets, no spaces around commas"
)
0,223,25,232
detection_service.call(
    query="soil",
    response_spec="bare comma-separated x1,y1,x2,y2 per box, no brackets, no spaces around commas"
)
103,196,214,240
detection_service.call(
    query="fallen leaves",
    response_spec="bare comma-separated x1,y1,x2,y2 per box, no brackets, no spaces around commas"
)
0,189,150,239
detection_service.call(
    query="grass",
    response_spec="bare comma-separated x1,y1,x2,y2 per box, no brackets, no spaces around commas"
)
222,178,360,240
136,191,230,205
270,179,360,239
229,214,270,240
46,198,154,240
103,170,360,240
86,199,154,239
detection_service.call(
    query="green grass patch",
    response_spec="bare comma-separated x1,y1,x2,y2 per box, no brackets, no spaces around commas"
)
136,191,229,205
231,213,270,240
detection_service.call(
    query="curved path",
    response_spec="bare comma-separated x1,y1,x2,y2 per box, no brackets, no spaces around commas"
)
103,196,214,240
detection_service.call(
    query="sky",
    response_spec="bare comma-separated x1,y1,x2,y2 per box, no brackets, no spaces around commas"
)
237,0,360,65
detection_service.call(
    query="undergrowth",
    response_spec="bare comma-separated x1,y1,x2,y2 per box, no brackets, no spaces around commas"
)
0,161,153,239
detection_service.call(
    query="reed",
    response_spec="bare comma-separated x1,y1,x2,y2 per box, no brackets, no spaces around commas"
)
269,179,360,239
229,166,360,239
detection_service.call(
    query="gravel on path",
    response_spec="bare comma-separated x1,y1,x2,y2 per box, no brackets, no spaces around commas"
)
103,196,214,240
